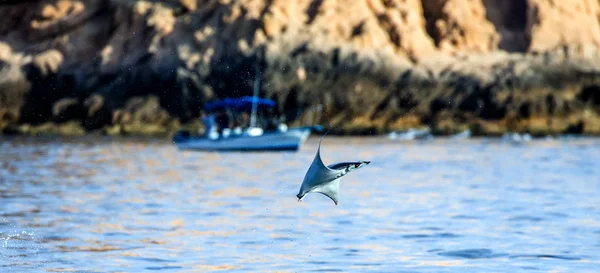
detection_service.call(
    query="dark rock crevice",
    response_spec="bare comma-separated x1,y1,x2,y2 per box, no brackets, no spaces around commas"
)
421,0,444,46
306,0,324,25
579,85,600,105
482,0,530,52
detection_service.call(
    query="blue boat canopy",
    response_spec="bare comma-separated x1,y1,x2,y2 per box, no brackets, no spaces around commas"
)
203,96,276,112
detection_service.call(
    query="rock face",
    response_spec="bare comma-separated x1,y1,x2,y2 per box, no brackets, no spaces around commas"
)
1,0,600,136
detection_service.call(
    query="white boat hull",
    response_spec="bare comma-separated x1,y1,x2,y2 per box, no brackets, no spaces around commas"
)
173,127,312,152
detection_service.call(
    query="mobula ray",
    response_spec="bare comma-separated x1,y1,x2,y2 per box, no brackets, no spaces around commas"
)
296,135,370,205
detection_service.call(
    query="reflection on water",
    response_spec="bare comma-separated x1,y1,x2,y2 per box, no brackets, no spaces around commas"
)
1,136,599,272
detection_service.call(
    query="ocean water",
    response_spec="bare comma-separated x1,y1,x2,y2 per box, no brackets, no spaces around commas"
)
1,136,599,272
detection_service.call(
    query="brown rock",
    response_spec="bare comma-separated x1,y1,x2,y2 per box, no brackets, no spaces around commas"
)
32,0,85,30
32,49,64,77
0,59,30,124
52,97,85,122
527,0,600,52
422,0,500,54
0,0,600,136
84,94,104,117
179,0,197,12
122,96,170,125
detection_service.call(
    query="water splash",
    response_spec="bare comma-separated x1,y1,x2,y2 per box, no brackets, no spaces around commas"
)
0,218,43,270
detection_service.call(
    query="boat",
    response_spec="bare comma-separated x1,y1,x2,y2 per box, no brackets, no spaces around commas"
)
172,96,317,152
173,50,320,152
173,125,312,152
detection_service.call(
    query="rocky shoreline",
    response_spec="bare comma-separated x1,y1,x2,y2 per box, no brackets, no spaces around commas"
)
1,0,600,137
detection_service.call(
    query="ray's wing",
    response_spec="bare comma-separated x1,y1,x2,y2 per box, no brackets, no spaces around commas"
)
313,178,341,205
299,135,340,192
311,135,333,171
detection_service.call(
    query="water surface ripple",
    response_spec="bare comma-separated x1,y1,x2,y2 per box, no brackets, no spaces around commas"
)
1,136,599,272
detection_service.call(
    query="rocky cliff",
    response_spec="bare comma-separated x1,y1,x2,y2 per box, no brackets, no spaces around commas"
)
1,0,600,136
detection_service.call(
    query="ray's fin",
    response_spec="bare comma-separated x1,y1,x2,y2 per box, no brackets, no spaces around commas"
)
317,129,329,155
311,130,331,171
313,178,340,205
